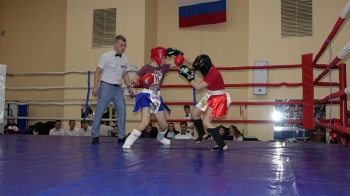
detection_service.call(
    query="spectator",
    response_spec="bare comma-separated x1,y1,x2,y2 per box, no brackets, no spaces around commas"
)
165,123,179,139
314,126,326,143
65,120,80,136
229,125,243,141
183,105,194,135
175,122,193,139
49,120,65,136
4,115,20,134
82,106,93,119
218,125,232,140
218,125,227,136
102,106,113,126
99,121,114,136
80,121,92,136
140,123,158,138
110,125,118,137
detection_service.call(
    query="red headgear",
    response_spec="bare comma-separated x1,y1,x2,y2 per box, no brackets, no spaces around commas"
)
151,46,166,66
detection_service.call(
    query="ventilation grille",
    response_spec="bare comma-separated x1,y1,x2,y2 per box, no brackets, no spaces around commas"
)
281,0,312,38
92,8,116,47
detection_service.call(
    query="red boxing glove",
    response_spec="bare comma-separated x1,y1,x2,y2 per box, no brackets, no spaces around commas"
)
138,73,154,86
174,55,184,66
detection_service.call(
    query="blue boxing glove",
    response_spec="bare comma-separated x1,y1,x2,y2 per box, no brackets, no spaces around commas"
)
178,65,194,82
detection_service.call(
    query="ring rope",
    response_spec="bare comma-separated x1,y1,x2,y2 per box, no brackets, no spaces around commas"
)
6,117,121,122
311,1,350,139
83,71,91,121
314,87,350,104
6,70,95,76
314,41,350,84
6,86,95,90
313,0,350,65
6,81,340,91
192,70,196,105
4,101,134,106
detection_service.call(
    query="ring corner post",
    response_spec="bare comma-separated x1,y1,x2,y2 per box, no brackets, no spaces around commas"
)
302,54,314,130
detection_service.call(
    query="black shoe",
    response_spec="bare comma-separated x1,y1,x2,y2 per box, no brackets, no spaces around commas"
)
118,137,126,143
204,133,211,140
211,144,228,151
195,133,211,143
92,137,99,144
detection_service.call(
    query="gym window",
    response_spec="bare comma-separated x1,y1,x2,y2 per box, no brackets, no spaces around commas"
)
92,8,116,47
281,0,313,38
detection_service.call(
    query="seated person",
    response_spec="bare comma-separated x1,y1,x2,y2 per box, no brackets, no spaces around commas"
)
140,123,158,138
102,107,114,126
110,126,130,138
165,123,179,139
64,120,80,136
314,126,326,143
174,122,193,139
218,125,232,140
229,125,244,141
218,125,226,136
99,121,114,136
80,121,92,136
81,106,93,119
110,124,118,137
329,131,338,144
4,115,20,134
49,120,65,136
183,105,195,136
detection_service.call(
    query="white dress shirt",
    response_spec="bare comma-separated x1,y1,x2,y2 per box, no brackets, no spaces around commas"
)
99,125,114,136
49,128,65,136
98,50,130,85
184,114,194,134
174,132,194,139
80,126,92,136
65,128,81,136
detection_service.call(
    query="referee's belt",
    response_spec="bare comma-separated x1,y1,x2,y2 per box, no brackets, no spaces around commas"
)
101,81,121,86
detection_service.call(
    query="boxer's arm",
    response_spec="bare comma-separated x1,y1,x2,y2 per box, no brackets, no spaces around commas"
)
184,56,194,64
131,75,140,86
190,80,209,91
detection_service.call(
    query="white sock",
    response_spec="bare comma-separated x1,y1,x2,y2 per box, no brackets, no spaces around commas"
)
122,129,141,149
157,130,170,145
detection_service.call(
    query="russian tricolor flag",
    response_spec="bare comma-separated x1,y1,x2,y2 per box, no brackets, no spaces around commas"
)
179,0,226,28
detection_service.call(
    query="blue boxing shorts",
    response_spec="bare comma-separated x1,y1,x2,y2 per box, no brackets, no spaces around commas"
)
133,89,170,114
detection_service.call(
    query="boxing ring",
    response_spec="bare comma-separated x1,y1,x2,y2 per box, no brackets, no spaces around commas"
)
2,2,350,195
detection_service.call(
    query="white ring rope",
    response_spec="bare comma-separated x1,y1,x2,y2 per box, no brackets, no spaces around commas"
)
5,101,135,106
345,87,350,94
6,69,137,77
340,0,350,19
6,86,95,90
3,116,142,122
337,41,350,59
6,70,95,76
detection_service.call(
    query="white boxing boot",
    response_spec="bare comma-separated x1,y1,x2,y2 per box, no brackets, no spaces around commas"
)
157,130,170,145
122,129,141,149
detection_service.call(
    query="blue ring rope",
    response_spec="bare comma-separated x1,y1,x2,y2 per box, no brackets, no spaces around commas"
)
193,69,196,106
83,71,91,121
